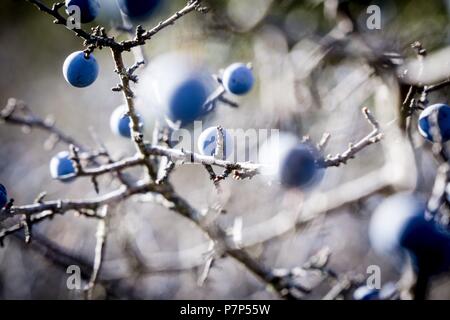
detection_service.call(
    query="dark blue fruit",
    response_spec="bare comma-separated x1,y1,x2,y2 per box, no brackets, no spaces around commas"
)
65,0,100,23
418,103,450,142
0,184,7,209
117,0,161,20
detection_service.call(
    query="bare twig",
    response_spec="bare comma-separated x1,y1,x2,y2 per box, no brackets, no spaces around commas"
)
119,1,204,51
85,206,109,300
24,0,203,53
214,126,225,160
317,132,331,151
111,49,157,180
156,160,176,184
324,108,383,167
0,181,162,243
64,154,144,179
322,275,354,300
424,78,450,93
203,86,238,112
146,144,262,177
88,127,131,186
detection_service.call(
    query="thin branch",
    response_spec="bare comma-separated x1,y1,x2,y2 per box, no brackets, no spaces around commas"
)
424,78,450,93
88,127,131,186
197,242,215,286
1,98,82,149
25,0,120,49
65,154,144,179
24,0,203,54
111,48,157,180
120,1,204,51
155,160,176,185
0,181,163,243
317,132,331,152
218,95,239,108
428,107,450,162
154,184,309,299
322,274,358,300
146,144,262,176
202,86,238,112
85,206,109,300
324,107,383,167
426,163,450,217
13,232,140,299
9,182,158,217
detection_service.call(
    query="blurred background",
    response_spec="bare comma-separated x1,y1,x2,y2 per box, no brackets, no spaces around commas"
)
1,0,450,299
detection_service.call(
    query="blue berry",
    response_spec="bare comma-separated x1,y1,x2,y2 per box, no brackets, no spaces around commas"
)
65,0,100,23
0,184,7,209
353,286,379,300
110,105,144,138
222,63,254,95
165,76,208,126
378,282,398,300
50,151,76,182
63,51,99,88
144,53,212,127
418,103,450,142
369,193,450,275
279,144,322,188
117,0,161,20
197,127,234,160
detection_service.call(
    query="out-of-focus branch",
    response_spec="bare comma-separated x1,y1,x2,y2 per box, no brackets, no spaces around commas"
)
428,106,450,162
322,274,361,300
85,206,109,299
427,162,450,219
203,86,238,112
13,232,140,299
317,132,331,152
153,184,312,299
424,78,450,93
88,127,131,186
1,98,82,149
427,163,450,217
